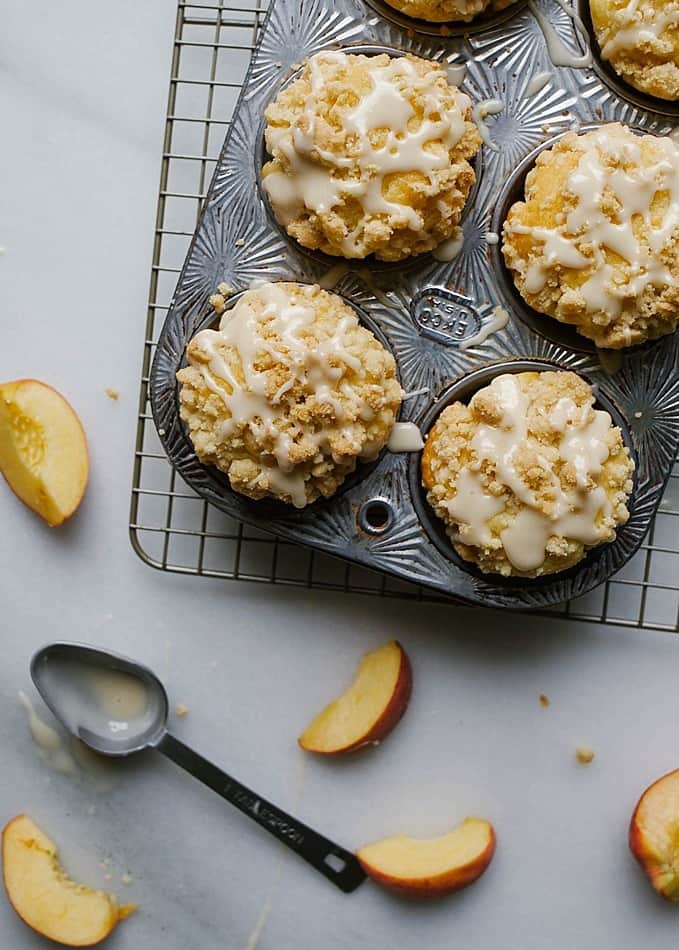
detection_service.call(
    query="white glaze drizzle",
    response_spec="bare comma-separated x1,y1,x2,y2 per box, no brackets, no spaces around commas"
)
449,374,618,572
525,72,553,97
387,421,424,452
471,98,504,150
264,52,472,257
598,0,679,58
528,0,593,68
446,63,467,86
432,232,464,262
18,691,77,775
459,305,509,350
506,126,679,316
188,283,386,508
402,386,430,400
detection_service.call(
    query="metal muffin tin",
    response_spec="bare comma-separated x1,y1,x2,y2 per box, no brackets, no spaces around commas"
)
150,0,679,609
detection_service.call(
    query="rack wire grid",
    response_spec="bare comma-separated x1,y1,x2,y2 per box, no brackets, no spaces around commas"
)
130,0,679,632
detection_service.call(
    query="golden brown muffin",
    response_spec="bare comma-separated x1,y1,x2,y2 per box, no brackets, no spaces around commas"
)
502,124,679,349
382,0,515,22
262,51,481,262
421,371,634,577
177,282,402,507
590,0,679,101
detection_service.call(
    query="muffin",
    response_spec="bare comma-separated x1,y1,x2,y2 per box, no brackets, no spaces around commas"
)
262,51,481,262
590,0,679,101
502,124,679,348
382,0,515,22
177,282,403,507
421,371,634,577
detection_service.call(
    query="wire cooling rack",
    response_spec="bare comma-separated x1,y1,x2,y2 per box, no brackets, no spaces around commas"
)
130,0,679,632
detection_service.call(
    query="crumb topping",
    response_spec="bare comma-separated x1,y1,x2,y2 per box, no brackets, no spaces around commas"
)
502,124,679,348
263,52,480,261
177,282,402,507
421,371,634,577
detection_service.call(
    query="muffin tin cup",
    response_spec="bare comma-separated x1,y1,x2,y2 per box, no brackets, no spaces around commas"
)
166,284,404,511
576,0,679,120
255,43,485,275
362,0,528,40
408,358,638,590
150,0,679,610
488,122,670,359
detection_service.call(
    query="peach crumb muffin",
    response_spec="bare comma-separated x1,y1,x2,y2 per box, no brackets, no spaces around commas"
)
502,124,679,349
383,0,515,22
421,371,634,577
262,51,481,262
177,282,402,508
590,0,679,101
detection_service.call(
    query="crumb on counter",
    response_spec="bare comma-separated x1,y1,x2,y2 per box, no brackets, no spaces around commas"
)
234,238,245,247
576,746,594,764
175,703,189,717
105,387,119,401
121,873,132,885
539,692,550,707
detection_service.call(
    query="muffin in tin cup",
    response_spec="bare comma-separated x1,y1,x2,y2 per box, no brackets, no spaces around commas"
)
363,0,525,38
414,363,635,580
588,0,679,104
176,281,403,509
260,49,482,264
497,123,679,351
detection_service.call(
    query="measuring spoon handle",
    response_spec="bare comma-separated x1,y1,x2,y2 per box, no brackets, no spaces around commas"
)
157,733,365,893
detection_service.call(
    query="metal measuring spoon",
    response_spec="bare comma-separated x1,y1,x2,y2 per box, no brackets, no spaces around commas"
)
30,642,365,893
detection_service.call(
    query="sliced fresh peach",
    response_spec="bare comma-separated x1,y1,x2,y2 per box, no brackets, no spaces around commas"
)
2,815,135,946
357,817,496,898
298,640,412,754
0,379,88,526
629,769,679,900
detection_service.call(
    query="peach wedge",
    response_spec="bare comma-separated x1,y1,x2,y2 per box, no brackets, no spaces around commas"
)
357,817,496,898
0,379,88,526
2,815,135,946
298,640,412,754
629,769,679,900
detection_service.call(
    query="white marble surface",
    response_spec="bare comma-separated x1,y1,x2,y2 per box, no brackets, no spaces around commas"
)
3,3,679,948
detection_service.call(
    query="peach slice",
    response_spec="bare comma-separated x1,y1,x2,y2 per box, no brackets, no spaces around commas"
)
357,817,496,898
298,640,412,754
2,815,135,946
629,769,679,900
0,379,88,526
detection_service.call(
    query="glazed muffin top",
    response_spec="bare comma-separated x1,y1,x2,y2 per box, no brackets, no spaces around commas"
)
502,124,679,348
262,51,481,262
421,371,634,577
590,0,679,101
177,282,402,508
381,0,515,23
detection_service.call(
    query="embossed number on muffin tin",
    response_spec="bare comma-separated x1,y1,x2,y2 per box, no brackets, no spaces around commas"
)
150,0,679,609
